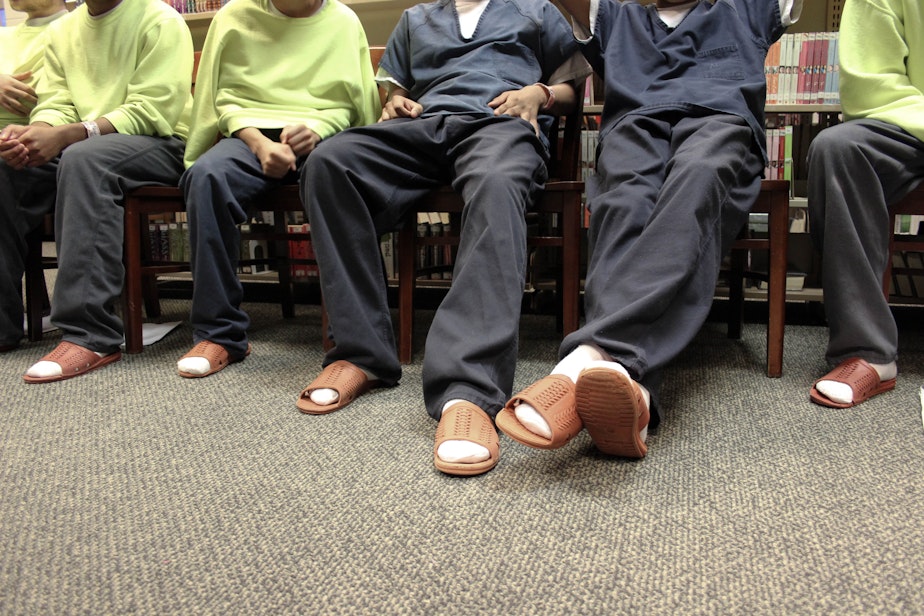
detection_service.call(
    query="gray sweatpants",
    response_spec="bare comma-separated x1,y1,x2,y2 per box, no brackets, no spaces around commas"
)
0,134,185,352
807,119,924,366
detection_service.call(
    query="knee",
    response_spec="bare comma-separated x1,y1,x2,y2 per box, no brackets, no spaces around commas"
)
180,154,230,196
302,137,353,186
807,125,863,171
57,140,105,179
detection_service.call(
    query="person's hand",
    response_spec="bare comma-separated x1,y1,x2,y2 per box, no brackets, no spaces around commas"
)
0,72,37,117
489,85,546,135
0,124,30,169
0,123,65,169
12,124,68,168
280,124,320,158
255,140,297,179
380,94,423,121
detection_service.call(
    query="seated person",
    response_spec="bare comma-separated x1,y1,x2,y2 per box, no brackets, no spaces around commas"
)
806,0,923,408
0,0,68,351
496,0,802,459
0,0,193,382
175,0,379,378
298,0,589,476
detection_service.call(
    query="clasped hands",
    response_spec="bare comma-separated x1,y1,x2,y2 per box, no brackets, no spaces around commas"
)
0,123,64,170
250,124,320,178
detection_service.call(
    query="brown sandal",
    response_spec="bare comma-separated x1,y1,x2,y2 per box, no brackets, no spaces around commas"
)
296,360,380,415
575,367,649,458
177,340,250,378
433,402,500,476
810,358,896,409
22,341,121,384
496,375,582,449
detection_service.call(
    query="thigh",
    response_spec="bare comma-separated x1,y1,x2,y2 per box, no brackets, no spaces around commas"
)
593,115,672,204
448,117,547,200
669,114,760,180
181,137,277,211
308,119,451,231
833,119,924,203
59,133,186,190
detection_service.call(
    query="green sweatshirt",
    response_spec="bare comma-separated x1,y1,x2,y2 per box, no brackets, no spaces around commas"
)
31,0,193,139
839,0,924,143
0,11,67,129
184,0,380,167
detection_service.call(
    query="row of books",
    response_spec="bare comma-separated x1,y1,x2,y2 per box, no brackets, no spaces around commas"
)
764,125,793,182
764,111,841,198
412,212,454,282
765,32,840,106
148,221,189,265
162,0,229,14
144,217,319,279
890,251,924,300
579,121,599,228
146,215,457,282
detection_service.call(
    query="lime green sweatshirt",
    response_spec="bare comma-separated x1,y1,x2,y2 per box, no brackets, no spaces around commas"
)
839,0,924,143
31,0,193,139
0,11,67,129
184,0,380,167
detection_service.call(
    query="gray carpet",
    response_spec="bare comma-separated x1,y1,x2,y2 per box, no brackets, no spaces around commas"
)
2,298,923,615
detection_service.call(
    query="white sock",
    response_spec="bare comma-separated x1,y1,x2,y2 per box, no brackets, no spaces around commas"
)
514,345,607,438
816,361,897,405
177,356,211,375
26,351,107,378
436,399,490,463
309,367,378,406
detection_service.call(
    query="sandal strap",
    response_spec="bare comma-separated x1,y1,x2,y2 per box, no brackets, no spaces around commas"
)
180,340,229,366
507,375,581,442
435,402,499,456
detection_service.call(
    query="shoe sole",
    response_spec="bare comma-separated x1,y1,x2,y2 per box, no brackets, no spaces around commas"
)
575,368,647,458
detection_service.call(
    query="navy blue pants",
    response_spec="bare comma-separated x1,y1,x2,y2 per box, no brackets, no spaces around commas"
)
180,137,300,359
301,115,547,419
565,112,765,422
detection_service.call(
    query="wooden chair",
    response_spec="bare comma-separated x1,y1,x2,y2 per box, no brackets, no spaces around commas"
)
395,95,585,363
23,216,55,342
726,179,791,378
121,186,327,354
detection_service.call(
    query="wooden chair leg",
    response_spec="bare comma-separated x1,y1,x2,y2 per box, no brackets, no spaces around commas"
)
764,187,789,378
273,217,296,319
726,250,746,341
142,274,161,318
122,203,146,355
397,225,416,364
24,230,47,342
25,279,49,343
560,193,581,336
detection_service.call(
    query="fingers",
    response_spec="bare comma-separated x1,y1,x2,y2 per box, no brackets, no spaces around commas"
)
381,96,422,121
0,143,30,170
0,93,32,116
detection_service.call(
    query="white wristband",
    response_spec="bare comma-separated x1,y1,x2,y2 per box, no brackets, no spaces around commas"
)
82,120,101,138
533,82,555,111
